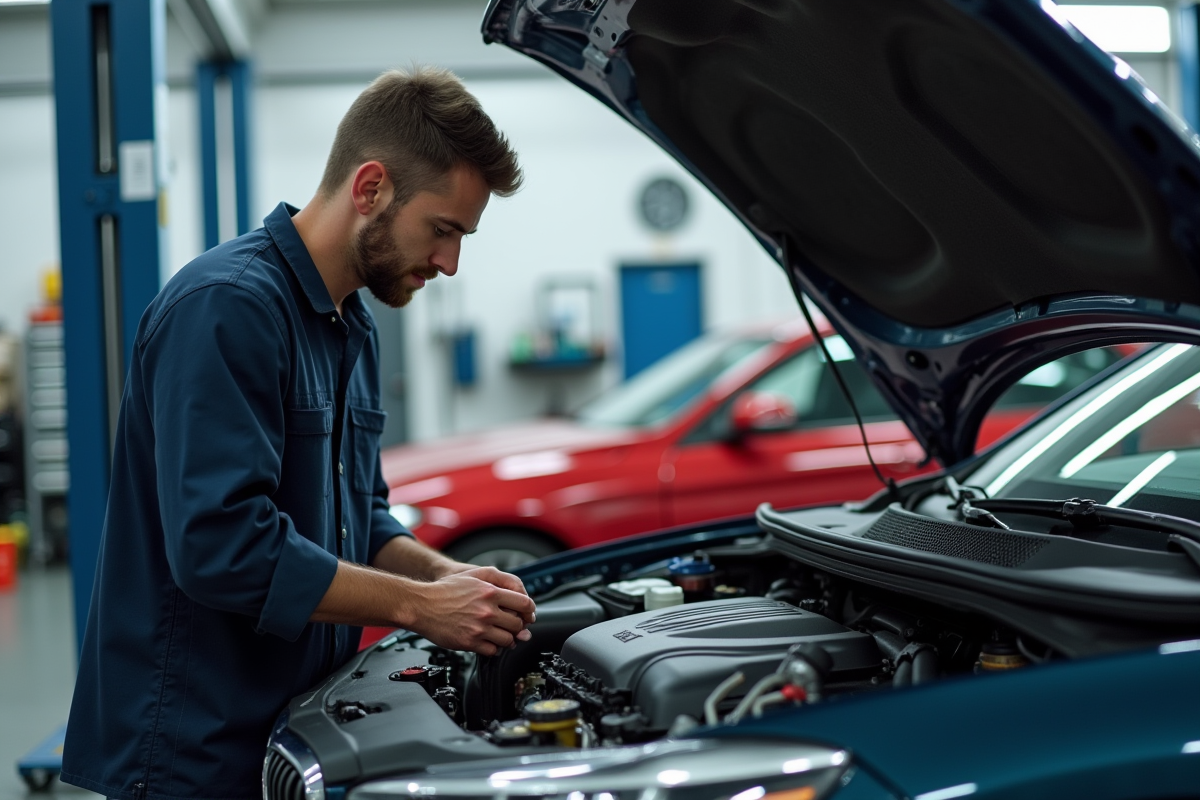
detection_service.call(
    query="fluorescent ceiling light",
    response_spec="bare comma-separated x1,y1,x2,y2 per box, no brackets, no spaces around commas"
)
0,0,50,5
1059,4,1172,53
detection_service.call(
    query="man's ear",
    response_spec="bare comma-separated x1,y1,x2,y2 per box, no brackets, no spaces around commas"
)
350,161,393,216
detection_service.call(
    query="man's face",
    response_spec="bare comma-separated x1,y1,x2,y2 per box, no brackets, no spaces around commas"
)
352,164,491,308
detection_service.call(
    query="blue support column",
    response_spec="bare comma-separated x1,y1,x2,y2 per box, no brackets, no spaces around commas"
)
1180,3,1200,129
198,58,254,250
197,61,220,249
229,60,254,237
51,0,166,654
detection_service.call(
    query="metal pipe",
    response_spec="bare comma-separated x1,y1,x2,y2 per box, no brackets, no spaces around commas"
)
99,215,123,452
93,6,116,174
912,649,939,685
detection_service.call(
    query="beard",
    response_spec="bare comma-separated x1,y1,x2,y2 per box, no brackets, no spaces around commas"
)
352,208,438,308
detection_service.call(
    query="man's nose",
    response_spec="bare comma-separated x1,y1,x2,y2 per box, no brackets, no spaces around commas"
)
432,242,460,277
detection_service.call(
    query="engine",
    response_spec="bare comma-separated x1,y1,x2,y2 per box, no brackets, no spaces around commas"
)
454,548,1005,749
553,597,878,729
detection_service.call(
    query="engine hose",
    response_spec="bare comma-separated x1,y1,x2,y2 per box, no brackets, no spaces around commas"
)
912,648,939,685
892,659,912,687
727,673,786,724
872,630,905,662
705,671,745,727
751,691,788,718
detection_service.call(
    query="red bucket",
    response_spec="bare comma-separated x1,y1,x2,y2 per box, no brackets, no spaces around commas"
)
0,538,16,592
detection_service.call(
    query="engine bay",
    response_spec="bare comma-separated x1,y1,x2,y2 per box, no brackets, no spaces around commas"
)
282,520,1105,793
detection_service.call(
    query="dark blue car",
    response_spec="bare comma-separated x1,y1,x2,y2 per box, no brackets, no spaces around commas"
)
263,1,1200,798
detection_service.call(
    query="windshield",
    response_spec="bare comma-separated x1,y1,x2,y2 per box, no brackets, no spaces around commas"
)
577,334,772,427
969,344,1200,518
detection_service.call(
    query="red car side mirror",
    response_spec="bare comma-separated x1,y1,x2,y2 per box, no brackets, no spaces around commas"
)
730,391,797,436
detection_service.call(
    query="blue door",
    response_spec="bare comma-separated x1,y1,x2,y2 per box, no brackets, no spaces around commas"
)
619,263,703,378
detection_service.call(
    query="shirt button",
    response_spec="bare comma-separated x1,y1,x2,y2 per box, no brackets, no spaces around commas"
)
330,315,336,322
338,462,344,475
341,527,348,540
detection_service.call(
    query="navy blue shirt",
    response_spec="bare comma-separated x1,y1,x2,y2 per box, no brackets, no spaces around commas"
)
62,203,410,800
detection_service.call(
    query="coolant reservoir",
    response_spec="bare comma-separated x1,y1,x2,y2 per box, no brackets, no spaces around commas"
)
607,577,673,596
644,585,685,610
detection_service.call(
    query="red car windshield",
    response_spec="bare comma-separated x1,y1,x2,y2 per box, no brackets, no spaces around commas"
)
577,334,773,428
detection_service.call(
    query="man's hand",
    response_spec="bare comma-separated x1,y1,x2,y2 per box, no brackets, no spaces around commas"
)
403,568,536,656
312,548,537,657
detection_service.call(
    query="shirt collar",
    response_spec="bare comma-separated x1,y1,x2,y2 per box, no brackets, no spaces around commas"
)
265,202,337,316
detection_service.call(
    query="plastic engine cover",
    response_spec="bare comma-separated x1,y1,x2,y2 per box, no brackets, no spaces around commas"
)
559,598,879,728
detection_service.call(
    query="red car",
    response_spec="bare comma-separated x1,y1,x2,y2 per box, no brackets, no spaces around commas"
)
382,318,1124,568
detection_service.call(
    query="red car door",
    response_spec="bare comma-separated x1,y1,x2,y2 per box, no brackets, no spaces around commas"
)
665,338,927,525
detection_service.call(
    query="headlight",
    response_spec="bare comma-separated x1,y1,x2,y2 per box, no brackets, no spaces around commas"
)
349,739,847,800
389,504,424,529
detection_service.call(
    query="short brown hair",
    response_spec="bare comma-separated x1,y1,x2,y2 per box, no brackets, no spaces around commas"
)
318,67,522,202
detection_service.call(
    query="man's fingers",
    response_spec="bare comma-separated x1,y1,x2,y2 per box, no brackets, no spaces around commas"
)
465,566,529,596
493,587,536,623
490,607,525,634
485,569,529,596
482,626,516,650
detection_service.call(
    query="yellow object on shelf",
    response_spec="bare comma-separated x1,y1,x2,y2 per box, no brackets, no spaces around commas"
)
42,267,62,304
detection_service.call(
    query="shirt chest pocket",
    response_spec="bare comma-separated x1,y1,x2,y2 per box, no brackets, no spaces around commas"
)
348,405,387,494
283,405,334,499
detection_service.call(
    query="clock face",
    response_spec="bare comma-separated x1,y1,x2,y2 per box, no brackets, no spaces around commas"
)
639,177,690,232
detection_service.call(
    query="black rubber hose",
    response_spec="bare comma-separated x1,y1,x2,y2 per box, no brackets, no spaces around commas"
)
893,659,913,687
912,649,939,685
872,630,905,662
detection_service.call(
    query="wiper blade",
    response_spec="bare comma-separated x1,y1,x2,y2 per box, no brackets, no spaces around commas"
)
973,497,1200,542
943,475,1009,530
973,497,1200,571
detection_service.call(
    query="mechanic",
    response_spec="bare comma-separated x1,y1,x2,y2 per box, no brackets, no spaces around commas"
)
61,67,533,800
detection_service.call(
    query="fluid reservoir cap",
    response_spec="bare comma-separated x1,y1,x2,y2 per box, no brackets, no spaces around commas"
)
390,666,428,683
493,720,534,746
607,577,672,597
668,556,715,576
525,698,581,722
644,585,685,610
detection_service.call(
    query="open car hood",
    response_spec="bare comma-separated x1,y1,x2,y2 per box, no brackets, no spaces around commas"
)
482,0,1200,464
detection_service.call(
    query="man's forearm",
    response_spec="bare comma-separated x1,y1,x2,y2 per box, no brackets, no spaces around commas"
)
370,533,468,581
310,559,419,628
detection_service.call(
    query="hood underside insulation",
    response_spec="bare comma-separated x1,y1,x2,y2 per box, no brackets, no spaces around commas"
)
625,0,1200,326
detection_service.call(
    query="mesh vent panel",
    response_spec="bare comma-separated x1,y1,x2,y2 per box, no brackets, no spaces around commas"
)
863,509,1048,567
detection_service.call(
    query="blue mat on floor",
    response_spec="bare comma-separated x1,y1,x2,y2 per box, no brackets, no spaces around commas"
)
16,724,64,790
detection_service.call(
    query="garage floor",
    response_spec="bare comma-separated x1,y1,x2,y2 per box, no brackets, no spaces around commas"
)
0,567,100,800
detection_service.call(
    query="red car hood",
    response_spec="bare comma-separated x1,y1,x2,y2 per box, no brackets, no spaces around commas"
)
380,420,641,490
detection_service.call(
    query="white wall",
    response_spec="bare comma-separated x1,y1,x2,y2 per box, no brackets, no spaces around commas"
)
0,0,1189,440
0,93,58,333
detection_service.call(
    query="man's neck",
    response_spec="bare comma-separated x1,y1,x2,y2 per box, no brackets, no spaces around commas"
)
291,196,359,315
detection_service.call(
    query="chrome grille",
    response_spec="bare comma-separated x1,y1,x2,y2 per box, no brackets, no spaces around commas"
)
264,749,305,800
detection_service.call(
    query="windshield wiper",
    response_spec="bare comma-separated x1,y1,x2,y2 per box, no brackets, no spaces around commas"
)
973,496,1200,570
943,475,1010,530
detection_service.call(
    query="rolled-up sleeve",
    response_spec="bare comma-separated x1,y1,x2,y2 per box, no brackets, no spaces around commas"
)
143,284,337,641
368,458,411,564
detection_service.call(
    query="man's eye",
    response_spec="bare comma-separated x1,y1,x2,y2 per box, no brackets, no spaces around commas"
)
434,226,447,238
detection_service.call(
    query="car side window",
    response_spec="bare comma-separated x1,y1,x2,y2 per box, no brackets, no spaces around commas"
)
685,336,896,443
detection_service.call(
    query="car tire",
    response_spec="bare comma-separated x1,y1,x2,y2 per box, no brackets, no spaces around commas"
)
445,530,561,571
